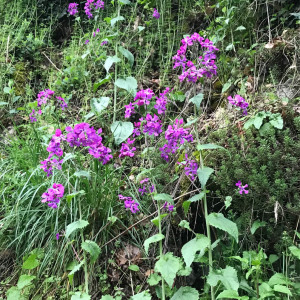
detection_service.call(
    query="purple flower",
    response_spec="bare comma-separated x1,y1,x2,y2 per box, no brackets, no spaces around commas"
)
178,154,198,180
132,122,141,137
142,114,162,137
84,0,104,18
85,39,90,44
56,233,60,240
56,96,68,110
236,181,249,194
140,178,149,184
29,109,42,122
68,3,79,15
118,194,139,213
94,0,104,9
163,202,174,212
100,40,108,46
40,155,63,177
37,89,55,107
228,95,249,115
124,102,135,118
153,8,160,19
154,87,170,115
160,119,193,161
41,183,65,209
134,89,155,106
119,138,136,158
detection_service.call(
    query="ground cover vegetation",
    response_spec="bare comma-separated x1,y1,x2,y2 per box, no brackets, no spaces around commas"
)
0,0,299,299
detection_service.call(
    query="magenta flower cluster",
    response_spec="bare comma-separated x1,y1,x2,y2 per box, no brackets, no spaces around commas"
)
84,0,104,18
172,32,218,83
160,119,193,161
141,114,162,137
236,181,249,194
163,201,174,212
100,40,108,46
41,183,64,209
68,3,79,15
119,138,136,158
118,194,139,213
178,154,198,181
228,95,249,115
153,8,160,19
138,178,155,196
154,87,170,115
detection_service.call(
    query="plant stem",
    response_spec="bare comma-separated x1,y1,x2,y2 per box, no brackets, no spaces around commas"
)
157,201,166,300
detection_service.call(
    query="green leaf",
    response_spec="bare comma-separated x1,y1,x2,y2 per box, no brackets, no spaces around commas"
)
188,192,205,203
6,286,25,300
115,77,137,96
74,170,91,179
118,46,134,67
91,97,110,115
216,290,240,299
207,213,239,243
147,273,161,286
170,286,199,300
153,193,173,203
100,296,115,300
181,235,210,267
68,260,85,285
289,245,300,259
0,101,8,106
66,220,89,238
250,220,266,234
111,121,134,145
269,254,279,264
66,190,86,205
235,25,246,31
4,86,11,94
144,233,165,255
259,122,273,136
222,81,232,93
119,0,131,4
138,26,145,32
17,275,36,289
130,291,151,300
269,113,283,129
268,273,291,287
207,266,239,291
259,282,274,298
111,16,125,27
22,253,40,270
71,292,91,300
155,252,181,288
189,93,204,110
225,196,232,209
104,56,121,72
93,75,111,92
178,220,191,231
128,264,140,271
151,214,168,227
197,167,214,188
273,285,292,296
81,240,101,264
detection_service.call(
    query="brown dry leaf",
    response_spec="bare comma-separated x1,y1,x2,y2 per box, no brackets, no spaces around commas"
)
133,16,140,31
116,244,141,266
145,269,155,277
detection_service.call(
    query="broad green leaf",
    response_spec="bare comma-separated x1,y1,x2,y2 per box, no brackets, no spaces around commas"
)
222,81,232,93
111,16,125,27
259,282,274,299
93,75,111,92
273,285,292,296
188,192,205,202
225,196,232,209
6,286,25,300
250,220,266,234
3,86,11,94
269,254,279,264
181,235,210,267
268,273,291,287
74,170,91,179
138,26,145,32
130,291,151,300
182,201,191,214
177,266,192,276
184,117,199,128
100,296,115,300
66,220,89,238
115,77,137,96
216,290,240,299
235,25,246,31
128,264,139,271
197,167,214,188
155,252,181,288
207,213,238,243
71,292,91,300
178,220,191,231
68,260,85,285
207,266,239,291
153,193,173,204
225,43,234,51
269,113,283,129
119,46,134,67
119,0,131,4
22,253,40,270
81,240,101,264
91,97,110,115
147,273,161,286
17,275,36,289
66,190,86,205
170,286,199,300
189,93,204,110
289,245,300,259
197,143,226,151
0,102,8,106
151,214,168,227
104,56,121,72
111,121,134,145
259,122,273,136
144,233,165,255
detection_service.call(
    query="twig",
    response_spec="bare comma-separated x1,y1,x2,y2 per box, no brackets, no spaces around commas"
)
42,51,63,73
6,35,10,63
